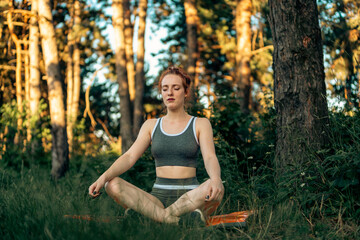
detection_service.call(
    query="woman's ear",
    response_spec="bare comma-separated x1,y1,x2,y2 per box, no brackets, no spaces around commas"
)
185,88,189,97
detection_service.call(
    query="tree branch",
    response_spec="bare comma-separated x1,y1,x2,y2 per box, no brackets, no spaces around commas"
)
3,9,36,17
96,117,116,143
0,65,16,71
251,45,273,55
83,63,110,128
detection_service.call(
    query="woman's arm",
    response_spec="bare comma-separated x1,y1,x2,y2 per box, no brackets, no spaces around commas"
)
197,118,224,201
88,119,155,197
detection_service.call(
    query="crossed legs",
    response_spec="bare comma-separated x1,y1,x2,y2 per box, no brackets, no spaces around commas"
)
105,177,221,224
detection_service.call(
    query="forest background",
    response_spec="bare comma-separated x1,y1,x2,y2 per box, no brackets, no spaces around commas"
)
0,0,359,239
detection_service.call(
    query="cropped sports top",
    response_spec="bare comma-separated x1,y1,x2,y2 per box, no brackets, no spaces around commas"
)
151,116,200,168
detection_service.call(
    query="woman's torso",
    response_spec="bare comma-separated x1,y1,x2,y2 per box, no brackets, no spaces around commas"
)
151,115,199,179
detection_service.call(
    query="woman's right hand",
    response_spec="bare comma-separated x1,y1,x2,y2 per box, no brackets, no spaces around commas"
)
88,174,107,198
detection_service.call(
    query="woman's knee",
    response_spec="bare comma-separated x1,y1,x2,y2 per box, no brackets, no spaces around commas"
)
105,177,124,195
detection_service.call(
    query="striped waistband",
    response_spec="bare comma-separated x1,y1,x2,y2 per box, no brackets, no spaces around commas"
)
153,177,199,190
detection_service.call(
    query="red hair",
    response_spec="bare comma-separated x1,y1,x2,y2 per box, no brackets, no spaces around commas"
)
158,66,191,93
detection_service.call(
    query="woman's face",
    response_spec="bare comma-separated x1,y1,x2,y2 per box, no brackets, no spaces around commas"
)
161,74,187,110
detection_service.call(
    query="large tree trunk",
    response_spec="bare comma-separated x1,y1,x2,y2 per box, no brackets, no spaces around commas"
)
268,0,329,175
38,0,69,179
235,0,252,113
123,0,136,103
184,0,198,82
133,0,147,137
113,0,134,152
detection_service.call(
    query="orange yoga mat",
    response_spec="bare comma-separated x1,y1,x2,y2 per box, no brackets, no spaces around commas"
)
64,210,253,227
206,210,253,227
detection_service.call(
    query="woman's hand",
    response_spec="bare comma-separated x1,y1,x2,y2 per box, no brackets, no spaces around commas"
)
205,178,224,202
88,174,107,198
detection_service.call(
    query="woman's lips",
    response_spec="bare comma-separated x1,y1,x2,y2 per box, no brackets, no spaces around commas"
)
167,98,175,101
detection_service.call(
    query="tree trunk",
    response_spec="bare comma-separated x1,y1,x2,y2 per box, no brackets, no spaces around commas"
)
66,0,82,154
123,0,136,103
38,0,69,179
66,35,74,153
268,0,329,175
184,0,198,82
113,0,134,152
66,0,74,154
7,8,23,145
133,0,147,137
235,0,252,113
72,0,81,132
24,46,31,144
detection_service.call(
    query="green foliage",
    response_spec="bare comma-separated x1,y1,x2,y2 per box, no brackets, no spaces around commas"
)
319,0,360,108
0,100,51,170
272,110,360,229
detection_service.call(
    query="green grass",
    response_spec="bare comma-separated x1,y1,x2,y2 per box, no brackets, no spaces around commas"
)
0,159,358,240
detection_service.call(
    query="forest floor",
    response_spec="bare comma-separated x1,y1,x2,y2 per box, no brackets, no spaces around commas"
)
0,157,359,240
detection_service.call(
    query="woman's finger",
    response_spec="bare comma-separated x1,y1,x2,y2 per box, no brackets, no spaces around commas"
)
205,186,213,201
208,188,219,201
88,183,97,196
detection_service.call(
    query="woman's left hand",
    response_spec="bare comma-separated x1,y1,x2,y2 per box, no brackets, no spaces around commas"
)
205,178,224,202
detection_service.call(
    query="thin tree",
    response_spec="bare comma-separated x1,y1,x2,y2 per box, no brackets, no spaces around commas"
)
6,4,23,145
268,0,329,175
123,0,136,103
66,0,82,154
235,0,252,113
133,0,148,137
66,0,75,154
184,0,198,82
38,0,69,179
113,0,134,152
71,0,81,136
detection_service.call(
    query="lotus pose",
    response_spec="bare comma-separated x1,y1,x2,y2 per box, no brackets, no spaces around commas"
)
88,66,224,224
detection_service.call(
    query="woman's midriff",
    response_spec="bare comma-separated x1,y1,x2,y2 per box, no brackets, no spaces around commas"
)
156,166,196,179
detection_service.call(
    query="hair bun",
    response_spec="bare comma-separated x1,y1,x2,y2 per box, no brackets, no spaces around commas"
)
158,66,192,92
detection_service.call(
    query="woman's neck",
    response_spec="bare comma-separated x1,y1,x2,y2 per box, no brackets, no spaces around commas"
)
165,108,189,121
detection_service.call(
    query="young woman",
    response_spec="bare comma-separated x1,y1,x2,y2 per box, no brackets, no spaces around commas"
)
88,66,224,224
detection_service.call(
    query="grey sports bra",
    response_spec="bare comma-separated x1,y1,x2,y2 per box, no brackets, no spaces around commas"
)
151,116,200,168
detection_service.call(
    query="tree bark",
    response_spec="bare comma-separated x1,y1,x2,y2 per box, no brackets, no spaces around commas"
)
123,0,136,103
184,0,198,82
133,0,147,137
113,0,134,152
38,0,69,179
268,0,329,175
235,0,252,113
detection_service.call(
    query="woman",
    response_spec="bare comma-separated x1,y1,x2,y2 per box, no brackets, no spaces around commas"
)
88,66,224,224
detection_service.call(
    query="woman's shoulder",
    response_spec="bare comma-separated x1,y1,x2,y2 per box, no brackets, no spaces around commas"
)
194,117,212,129
195,117,211,124
143,118,159,125
142,118,160,130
